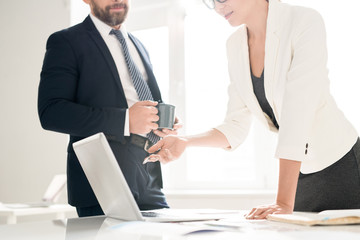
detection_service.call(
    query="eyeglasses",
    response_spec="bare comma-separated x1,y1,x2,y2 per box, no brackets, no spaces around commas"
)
202,0,228,9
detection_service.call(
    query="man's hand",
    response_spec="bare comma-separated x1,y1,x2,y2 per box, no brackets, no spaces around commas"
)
244,203,293,220
144,135,188,164
129,101,159,135
153,116,183,137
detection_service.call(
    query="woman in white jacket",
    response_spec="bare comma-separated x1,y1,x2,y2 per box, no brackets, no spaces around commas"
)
147,0,360,219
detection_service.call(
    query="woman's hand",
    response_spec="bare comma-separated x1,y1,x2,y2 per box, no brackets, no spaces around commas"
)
244,203,293,220
244,159,300,219
144,135,188,164
152,116,183,138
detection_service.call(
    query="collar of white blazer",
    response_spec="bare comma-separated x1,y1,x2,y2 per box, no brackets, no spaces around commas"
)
225,0,282,132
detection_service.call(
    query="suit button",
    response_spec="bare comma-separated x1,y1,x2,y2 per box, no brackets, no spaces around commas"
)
306,143,309,148
305,149,308,155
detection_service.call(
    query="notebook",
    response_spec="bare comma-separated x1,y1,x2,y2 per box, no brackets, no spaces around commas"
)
73,132,231,222
267,209,360,226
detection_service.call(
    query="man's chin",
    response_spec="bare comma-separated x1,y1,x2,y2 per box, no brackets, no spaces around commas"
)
109,13,127,25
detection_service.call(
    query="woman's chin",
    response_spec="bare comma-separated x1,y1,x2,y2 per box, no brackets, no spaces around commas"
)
228,20,243,27
226,17,243,27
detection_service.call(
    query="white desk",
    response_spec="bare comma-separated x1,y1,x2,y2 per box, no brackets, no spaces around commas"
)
0,213,359,240
0,204,76,224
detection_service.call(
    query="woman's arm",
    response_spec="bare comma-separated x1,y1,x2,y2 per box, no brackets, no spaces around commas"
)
245,158,301,219
186,128,230,148
276,159,301,210
146,128,230,164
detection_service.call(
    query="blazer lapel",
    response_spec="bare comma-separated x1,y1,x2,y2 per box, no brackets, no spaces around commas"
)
264,0,280,121
83,16,128,107
233,26,269,127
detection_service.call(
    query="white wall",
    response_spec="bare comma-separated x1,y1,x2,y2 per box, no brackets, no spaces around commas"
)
2,0,359,212
0,0,70,203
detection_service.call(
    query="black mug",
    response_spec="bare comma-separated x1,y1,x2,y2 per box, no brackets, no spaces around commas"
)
157,103,175,129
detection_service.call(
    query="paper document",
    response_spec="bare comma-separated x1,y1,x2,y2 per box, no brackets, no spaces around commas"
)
95,218,222,239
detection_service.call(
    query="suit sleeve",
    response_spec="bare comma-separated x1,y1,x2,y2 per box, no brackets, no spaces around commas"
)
38,32,126,141
275,10,329,161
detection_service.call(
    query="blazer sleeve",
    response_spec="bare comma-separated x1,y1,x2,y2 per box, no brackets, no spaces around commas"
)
215,81,253,150
38,32,126,141
275,10,329,161
215,36,253,150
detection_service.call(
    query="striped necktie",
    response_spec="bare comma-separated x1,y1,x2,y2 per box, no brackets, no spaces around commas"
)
110,29,160,145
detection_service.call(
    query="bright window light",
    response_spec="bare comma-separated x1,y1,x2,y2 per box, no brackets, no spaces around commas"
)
70,0,360,191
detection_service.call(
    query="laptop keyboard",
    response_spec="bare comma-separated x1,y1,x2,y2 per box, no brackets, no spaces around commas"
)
141,211,177,218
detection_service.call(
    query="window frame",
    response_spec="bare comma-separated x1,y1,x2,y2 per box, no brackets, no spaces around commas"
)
126,0,278,191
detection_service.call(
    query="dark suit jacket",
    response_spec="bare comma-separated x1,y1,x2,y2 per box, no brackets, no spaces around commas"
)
38,16,164,208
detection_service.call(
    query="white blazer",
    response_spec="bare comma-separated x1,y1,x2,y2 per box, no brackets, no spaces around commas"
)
215,0,358,173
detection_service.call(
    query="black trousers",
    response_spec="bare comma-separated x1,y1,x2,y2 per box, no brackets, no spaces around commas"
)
76,204,104,217
294,138,360,212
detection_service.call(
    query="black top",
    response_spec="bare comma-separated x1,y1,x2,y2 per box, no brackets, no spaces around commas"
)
251,69,279,129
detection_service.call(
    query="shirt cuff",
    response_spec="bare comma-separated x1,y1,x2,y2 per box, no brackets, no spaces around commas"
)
124,109,130,136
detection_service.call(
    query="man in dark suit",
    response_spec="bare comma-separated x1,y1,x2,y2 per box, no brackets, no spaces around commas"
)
38,0,181,217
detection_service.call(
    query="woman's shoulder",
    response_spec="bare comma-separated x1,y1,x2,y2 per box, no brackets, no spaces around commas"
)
278,2,325,31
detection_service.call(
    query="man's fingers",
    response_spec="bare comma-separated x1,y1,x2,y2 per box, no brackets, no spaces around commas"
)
161,128,176,134
147,140,163,153
149,123,159,130
143,154,160,164
150,114,159,122
137,100,158,106
173,122,183,130
148,106,158,114
153,129,166,138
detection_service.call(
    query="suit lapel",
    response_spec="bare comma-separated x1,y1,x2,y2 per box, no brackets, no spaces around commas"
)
83,16,128,107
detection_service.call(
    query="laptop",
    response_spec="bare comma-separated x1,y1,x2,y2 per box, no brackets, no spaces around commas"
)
73,132,233,222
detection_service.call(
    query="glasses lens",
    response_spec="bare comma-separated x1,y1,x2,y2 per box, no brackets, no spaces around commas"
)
202,0,215,9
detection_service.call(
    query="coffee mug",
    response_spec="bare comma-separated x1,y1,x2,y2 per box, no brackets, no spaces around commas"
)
157,103,175,129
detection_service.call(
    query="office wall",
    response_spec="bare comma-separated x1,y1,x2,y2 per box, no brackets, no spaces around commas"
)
0,0,70,203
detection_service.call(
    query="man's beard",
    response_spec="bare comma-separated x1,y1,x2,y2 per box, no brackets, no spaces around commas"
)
91,1,128,27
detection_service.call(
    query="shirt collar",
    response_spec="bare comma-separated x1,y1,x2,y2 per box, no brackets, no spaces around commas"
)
89,13,129,39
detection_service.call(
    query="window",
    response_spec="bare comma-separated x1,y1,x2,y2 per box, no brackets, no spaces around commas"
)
126,2,278,190
132,27,170,103
181,5,278,189
71,0,360,191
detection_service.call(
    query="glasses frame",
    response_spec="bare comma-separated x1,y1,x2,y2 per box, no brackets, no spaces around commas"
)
202,0,228,9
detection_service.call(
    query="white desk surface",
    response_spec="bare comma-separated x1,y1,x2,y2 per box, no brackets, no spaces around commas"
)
0,204,75,215
0,204,76,224
1,212,360,240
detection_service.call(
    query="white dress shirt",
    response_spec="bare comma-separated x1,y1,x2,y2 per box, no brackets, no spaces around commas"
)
90,14,149,136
